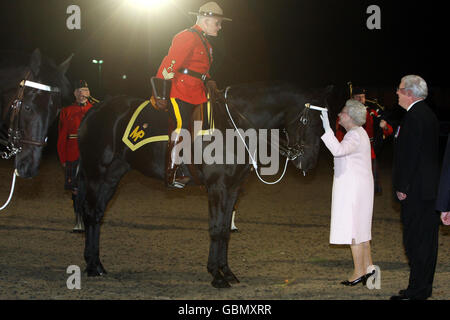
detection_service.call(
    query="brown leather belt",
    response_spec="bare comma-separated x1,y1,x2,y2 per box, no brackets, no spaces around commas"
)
178,68,209,81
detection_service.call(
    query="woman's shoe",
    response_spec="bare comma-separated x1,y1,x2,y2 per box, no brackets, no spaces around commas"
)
341,275,366,286
365,269,376,279
341,270,376,286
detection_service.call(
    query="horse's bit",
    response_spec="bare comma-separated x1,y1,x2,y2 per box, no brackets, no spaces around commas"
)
0,72,60,159
278,105,312,161
279,103,328,161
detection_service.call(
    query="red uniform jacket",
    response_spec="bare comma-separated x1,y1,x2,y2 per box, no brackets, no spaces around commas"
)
156,25,212,105
57,102,93,164
336,108,393,159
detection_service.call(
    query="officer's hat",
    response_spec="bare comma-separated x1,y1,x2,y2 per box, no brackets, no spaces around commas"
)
189,2,232,21
74,80,89,89
352,86,366,96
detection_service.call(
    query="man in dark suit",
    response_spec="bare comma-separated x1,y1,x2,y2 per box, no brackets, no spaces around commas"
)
391,75,441,300
437,133,450,225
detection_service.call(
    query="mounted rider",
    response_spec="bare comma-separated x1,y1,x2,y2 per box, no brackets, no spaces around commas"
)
151,1,231,189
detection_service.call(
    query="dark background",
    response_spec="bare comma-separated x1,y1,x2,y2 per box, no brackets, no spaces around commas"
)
0,0,449,119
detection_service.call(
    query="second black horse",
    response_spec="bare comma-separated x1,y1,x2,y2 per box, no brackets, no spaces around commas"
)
77,82,332,288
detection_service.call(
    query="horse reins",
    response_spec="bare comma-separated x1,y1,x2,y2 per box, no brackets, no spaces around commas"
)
0,72,60,160
222,87,327,184
222,86,291,185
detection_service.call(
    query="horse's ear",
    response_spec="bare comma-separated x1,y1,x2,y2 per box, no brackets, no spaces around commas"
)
59,53,74,75
29,48,42,76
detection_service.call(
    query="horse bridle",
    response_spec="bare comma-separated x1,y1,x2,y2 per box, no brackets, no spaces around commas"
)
279,106,312,161
0,72,60,159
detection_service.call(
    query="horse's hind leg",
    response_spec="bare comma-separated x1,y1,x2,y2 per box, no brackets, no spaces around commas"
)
81,159,130,276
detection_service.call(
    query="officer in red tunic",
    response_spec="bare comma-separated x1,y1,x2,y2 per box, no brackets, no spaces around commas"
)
336,87,393,193
151,1,231,188
57,80,95,232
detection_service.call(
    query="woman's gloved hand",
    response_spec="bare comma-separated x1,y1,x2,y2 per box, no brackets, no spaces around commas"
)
320,110,331,132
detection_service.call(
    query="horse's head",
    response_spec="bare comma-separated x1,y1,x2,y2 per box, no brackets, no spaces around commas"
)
282,85,334,173
13,49,73,178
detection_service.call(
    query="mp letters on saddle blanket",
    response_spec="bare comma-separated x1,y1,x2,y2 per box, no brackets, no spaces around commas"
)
122,98,215,151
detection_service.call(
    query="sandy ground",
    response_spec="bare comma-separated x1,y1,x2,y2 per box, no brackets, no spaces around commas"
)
0,144,448,300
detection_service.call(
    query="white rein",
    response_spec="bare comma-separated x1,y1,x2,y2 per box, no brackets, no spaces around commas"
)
223,87,327,185
0,171,17,211
223,86,290,185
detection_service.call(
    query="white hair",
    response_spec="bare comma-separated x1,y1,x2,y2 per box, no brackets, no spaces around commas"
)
344,99,367,126
401,75,428,99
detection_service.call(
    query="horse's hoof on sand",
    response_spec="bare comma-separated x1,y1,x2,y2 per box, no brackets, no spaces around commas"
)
211,277,231,289
86,265,107,277
71,228,84,234
224,273,240,284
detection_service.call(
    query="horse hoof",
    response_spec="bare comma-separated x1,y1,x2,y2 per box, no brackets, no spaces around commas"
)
224,273,240,284
211,277,231,289
85,264,107,277
71,228,84,233
86,269,101,277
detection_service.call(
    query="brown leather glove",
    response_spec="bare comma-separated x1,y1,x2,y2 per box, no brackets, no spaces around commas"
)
154,97,168,111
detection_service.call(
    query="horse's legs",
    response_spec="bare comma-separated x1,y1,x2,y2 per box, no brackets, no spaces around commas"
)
82,159,130,276
84,220,105,276
219,189,240,284
72,192,84,233
207,186,239,288
83,175,108,276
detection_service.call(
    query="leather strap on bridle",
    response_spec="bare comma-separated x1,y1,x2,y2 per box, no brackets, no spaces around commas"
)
1,71,56,159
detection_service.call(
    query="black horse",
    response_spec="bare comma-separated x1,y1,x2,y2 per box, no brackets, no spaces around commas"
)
77,82,332,288
0,48,72,178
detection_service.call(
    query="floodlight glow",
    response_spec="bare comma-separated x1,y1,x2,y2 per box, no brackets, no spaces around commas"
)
127,0,168,10
92,59,98,63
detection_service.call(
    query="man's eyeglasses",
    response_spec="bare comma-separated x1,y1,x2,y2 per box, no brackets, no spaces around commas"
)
397,87,409,93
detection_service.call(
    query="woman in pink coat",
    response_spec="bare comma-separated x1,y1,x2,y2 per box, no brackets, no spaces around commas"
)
320,100,376,286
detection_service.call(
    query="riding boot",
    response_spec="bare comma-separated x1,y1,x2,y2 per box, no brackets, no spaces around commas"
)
166,131,190,189
71,193,84,233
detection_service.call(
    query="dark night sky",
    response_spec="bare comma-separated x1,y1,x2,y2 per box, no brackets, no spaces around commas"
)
0,0,449,116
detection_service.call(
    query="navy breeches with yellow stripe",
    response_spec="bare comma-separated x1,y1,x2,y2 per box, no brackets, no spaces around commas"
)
165,98,197,188
168,98,196,135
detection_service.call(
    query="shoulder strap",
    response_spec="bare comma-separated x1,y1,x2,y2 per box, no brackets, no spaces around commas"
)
188,28,212,70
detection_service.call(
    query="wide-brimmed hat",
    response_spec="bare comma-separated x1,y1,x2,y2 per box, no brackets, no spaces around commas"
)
189,2,232,21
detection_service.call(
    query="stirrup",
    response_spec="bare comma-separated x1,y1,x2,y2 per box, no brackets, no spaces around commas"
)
169,180,187,189
167,175,190,189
